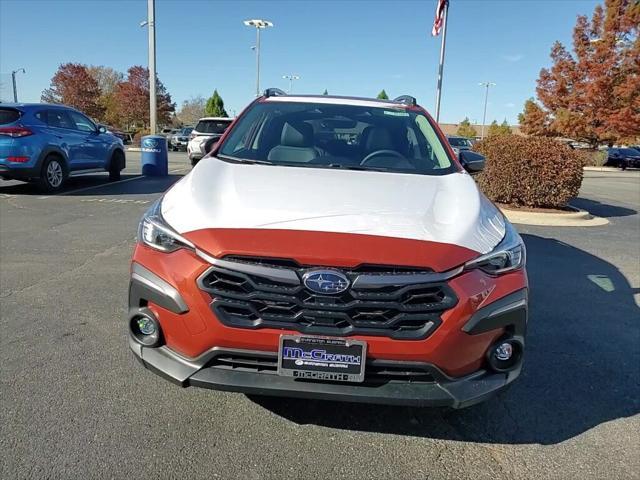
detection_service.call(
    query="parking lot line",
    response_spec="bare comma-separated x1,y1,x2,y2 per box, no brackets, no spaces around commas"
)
37,174,145,199
36,167,188,200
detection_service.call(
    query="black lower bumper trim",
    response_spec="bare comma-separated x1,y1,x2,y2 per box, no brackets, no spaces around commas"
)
185,366,513,408
130,338,519,408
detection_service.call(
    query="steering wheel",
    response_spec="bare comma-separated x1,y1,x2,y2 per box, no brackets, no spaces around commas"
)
360,149,405,165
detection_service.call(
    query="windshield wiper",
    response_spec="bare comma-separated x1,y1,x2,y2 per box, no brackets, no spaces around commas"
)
325,163,390,172
216,154,274,165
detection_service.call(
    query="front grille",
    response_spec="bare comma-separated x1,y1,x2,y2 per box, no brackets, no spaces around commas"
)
198,259,458,340
207,353,436,383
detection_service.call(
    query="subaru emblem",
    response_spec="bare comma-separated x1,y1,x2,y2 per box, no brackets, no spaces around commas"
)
142,138,159,148
302,269,350,295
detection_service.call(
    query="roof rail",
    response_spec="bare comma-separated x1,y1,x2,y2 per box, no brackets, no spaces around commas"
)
393,95,417,106
263,88,287,98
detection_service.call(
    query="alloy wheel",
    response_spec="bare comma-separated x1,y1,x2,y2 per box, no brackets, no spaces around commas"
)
46,160,63,188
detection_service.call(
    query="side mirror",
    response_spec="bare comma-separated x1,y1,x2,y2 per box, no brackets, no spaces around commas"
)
204,137,219,155
459,150,485,173
98,126,107,134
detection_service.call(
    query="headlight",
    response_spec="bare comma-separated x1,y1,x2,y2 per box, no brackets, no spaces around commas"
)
464,221,526,275
137,199,195,253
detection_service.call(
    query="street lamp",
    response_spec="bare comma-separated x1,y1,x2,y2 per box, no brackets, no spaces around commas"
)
479,82,496,139
282,74,300,93
140,0,157,134
11,68,26,102
244,19,273,97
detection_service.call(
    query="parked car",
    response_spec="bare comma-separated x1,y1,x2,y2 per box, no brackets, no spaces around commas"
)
128,90,527,408
446,135,474,156
187,117,233,165
169,127,193,151
160,127,177,137
605,147,640,170
0,103,126,192
99,124,127,143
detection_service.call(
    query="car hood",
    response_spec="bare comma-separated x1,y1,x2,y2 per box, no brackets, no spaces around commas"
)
161,157,506,260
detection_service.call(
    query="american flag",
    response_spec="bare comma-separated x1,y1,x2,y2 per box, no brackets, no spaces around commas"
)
431,0,448,36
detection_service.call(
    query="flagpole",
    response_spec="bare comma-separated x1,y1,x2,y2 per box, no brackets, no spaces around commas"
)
434,0,449,123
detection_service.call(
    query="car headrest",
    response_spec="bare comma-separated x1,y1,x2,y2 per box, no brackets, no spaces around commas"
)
281,122,313,147
363,126,394,152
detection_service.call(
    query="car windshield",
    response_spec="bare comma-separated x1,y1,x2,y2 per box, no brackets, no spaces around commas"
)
195,120,231,134
218,101,456,175
180,128,193,135
448,137,470,147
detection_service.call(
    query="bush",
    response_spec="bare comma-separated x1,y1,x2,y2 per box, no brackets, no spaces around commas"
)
475,136,584,209
132,129,151,146
580,149,607,167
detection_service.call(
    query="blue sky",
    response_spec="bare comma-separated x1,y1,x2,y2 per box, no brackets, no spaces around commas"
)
0,0,599,124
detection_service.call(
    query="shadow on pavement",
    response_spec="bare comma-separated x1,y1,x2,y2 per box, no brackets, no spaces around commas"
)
0,174,183,197
572,197,637,218
250,234,640,445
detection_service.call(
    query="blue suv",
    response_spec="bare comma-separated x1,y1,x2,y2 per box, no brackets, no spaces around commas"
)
0,103,126,192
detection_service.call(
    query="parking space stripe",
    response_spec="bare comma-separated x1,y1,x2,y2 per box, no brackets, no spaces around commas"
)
38,175,145,199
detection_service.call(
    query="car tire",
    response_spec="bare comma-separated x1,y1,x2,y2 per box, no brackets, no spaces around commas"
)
38,155,67,192
191,157,199,167
109,150,124,181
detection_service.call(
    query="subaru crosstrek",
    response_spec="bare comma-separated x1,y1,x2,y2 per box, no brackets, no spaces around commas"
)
0,104,125,192
129,90,528,408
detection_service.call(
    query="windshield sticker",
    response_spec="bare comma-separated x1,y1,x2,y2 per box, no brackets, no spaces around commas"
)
383,110,410,117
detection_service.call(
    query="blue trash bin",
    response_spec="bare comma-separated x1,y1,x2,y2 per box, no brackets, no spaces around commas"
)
141,135,168,176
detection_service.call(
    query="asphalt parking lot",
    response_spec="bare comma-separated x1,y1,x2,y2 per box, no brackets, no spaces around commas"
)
1,154,639,479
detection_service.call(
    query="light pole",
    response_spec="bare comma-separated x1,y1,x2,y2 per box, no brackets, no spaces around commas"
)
479,82,496,139
140,0,157,134
11,68,26,102
282,74,300,93
244,19,273,97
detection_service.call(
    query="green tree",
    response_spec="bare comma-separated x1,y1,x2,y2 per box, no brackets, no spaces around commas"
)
499,119,513,135
377,89,389,100
487,120,513,137
456,117,477,138
323,89,329,95
205,89,228,117
487,120,501,137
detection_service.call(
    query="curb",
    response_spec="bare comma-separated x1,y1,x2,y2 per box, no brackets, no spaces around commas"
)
500,205,609,227
583,166,619,172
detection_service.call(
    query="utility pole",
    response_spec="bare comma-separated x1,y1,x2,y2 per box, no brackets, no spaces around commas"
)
479,82,496,139
282,74,300,93
11,68,25,102
244,19,273,97
147,0,157,134
433,0,449,122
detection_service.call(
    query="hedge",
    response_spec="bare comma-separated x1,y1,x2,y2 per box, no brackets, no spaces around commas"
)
475,136,584,209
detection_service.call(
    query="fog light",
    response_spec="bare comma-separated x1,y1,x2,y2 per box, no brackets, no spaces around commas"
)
129,309,162,347
137,317,156,335
494,342,513,361
486,338,522,372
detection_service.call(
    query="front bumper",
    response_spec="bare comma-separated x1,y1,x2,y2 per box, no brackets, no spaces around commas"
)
129,337,521,408
128,260,527,407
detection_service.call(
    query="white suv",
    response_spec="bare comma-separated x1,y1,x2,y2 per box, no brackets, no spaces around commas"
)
187,117,233,165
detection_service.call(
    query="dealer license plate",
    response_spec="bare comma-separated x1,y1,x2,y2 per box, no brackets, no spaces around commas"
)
277,335,366,383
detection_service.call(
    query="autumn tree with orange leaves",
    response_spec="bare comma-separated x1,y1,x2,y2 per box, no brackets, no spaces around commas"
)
113,66,175,130
520,0,639,147
41,63,104,119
